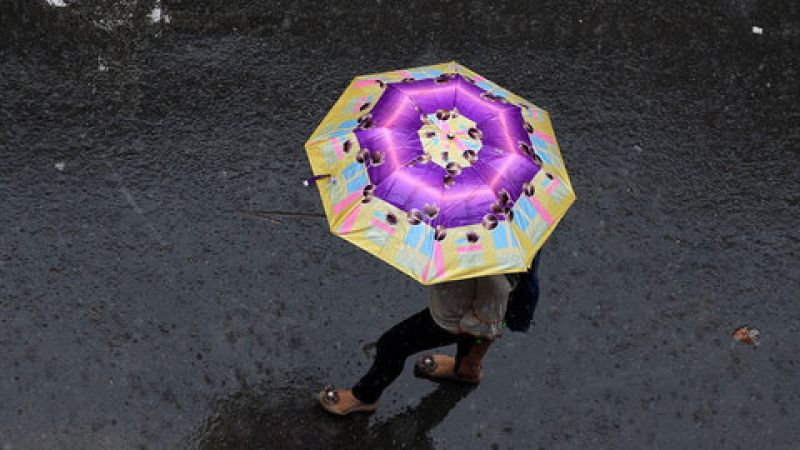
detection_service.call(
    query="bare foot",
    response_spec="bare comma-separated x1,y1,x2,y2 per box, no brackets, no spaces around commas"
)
415,354,482,383
318,388,378,415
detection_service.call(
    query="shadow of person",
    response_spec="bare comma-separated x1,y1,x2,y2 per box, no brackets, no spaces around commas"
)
347,382,478,449
190,375,477,450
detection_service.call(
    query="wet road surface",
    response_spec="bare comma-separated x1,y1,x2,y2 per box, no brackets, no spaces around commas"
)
1,1,799,448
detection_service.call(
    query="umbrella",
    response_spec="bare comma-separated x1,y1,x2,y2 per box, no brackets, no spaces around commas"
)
304,61,575,284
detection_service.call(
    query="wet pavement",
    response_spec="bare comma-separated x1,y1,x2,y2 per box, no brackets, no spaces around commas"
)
1,1,799,448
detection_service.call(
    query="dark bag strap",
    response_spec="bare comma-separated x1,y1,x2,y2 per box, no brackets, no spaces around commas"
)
503,252,542,333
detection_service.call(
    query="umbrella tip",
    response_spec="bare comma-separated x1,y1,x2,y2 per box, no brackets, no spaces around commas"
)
303,174,331,187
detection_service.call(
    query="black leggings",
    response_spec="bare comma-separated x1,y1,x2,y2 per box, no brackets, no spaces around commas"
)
351,307,477,404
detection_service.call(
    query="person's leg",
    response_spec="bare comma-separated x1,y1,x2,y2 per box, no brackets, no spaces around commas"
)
453,333,476,373
454,336,492,379
413,333,493,383
351,308,458,404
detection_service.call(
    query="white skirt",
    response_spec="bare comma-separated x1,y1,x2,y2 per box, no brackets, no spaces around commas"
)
428,275,512,339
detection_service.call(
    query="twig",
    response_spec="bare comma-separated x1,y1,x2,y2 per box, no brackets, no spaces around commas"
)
235,209,326,222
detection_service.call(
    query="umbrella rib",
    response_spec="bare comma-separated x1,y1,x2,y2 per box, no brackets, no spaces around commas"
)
364,126,423,180
388,82,424,113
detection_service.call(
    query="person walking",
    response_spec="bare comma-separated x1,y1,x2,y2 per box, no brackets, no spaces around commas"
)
318,251,542,416
305,64,572,417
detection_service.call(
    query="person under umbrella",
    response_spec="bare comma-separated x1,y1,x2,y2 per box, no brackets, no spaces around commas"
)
304,62,572,415
319,252,542,415
319,275,510,414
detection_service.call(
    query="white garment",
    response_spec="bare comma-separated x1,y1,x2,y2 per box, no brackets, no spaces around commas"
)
428,275,513,339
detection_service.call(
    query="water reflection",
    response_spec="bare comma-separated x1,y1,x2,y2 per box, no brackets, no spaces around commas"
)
191,380,476,449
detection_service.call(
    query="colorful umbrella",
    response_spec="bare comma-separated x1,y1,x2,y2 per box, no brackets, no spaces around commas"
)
304,61,575,284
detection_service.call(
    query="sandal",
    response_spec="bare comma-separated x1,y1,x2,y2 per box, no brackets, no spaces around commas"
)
318,385,378,415
413,354,483,384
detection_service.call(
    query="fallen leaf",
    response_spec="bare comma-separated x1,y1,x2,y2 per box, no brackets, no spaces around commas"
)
732,325,760,346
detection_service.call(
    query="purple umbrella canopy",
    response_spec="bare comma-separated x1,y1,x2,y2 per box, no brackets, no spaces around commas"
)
355,73,541,229
305,62,574,284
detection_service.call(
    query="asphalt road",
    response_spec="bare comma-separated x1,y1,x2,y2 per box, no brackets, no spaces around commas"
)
1,1,799,449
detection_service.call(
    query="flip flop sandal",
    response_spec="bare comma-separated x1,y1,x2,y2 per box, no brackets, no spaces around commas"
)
413,354,483,384
318,385,378,416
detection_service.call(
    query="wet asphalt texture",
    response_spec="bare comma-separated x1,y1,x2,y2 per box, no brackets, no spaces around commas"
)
1,1,799,449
